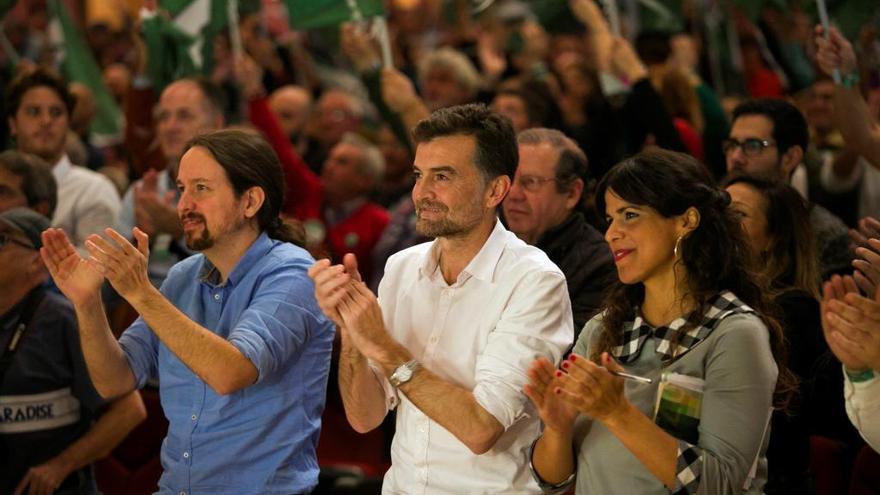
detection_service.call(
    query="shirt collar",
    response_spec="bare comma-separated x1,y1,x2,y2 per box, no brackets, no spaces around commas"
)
198,232,274,287
612,290,755,364
52,154,73,183
418,218,507,285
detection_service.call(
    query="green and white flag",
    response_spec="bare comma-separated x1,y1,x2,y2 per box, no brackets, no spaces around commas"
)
47,0,122,145
285,0,384,30
141,0,229,93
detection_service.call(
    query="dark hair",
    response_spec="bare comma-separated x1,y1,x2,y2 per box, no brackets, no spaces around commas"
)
517,127,588,194
412,103,518,183
495,80,564,131
595,149,796,407
635,30,672,65
723,175,819,299
5,67,75,117
731,98,809,155
184,130,304,246
0,150,58,216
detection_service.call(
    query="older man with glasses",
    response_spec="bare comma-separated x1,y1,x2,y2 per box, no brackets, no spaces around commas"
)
725,98,852,279
0,208,144,495
503,128,614,337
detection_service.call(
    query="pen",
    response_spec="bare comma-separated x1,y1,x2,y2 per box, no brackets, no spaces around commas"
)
609,370,653,384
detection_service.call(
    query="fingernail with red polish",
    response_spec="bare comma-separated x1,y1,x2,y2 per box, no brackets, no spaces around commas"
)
569,355,577,362
562,361,569,369
554,387,561,394
555,370,563,377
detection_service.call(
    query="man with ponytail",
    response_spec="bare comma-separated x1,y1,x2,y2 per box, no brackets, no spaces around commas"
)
40,129,335,495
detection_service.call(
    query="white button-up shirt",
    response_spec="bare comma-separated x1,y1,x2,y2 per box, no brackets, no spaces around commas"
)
52,154,121,251
374,220,573,494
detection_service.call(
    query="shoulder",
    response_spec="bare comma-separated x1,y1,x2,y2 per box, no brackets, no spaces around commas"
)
67,165,119,194
706,312,772,352
497,230,566,281
572,312,606,356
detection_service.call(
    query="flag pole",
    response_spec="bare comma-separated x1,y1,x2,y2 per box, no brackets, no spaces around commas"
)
372,16,392,67
228,0,244,60
815,0,841,83
600,0,621,36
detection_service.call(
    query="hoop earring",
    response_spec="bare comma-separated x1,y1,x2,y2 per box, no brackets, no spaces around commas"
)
674,235,683,258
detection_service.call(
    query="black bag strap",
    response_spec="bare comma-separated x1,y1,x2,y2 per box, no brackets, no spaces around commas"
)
0,289,46,386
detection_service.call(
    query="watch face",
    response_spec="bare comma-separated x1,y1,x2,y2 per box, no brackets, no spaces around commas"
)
398,367,413,382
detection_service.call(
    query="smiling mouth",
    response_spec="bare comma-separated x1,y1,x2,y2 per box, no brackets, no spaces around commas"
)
613,249,633,262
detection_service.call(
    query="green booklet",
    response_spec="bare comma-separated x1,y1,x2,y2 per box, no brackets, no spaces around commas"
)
653,372,705,444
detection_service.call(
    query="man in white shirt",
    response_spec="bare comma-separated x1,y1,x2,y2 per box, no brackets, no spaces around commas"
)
6,68,120,251
310,104,572,493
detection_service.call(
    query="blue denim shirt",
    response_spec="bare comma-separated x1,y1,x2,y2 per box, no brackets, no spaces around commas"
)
119,233,334,495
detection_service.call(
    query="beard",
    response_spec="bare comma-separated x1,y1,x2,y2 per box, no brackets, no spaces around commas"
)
181,213,214,251
414,200,479,238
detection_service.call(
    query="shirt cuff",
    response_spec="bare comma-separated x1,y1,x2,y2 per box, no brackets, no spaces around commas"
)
671,440,703,495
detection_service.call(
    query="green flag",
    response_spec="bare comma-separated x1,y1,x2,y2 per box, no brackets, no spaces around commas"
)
48,0,121,144
285,0,384,30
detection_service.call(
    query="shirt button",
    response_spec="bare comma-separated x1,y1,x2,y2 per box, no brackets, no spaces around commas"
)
183,451,190,459
213,293,220,301
179,492,186,495
191,414,197,421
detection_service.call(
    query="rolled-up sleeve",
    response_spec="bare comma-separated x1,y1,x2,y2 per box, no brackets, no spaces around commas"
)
227,268,323,382
119,316,160,389
473,270,572,428
694,315,777,494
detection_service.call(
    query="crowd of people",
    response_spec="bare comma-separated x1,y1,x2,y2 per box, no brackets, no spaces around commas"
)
1,0,880,494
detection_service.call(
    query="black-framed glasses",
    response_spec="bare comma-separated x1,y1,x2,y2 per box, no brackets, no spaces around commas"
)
0,232,35,250
722,138,776,157
514,175,558,192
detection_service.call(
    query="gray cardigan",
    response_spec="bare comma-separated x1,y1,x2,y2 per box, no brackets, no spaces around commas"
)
566,312,777,494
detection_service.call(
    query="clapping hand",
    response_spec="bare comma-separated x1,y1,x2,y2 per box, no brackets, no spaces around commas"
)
822,274,880,372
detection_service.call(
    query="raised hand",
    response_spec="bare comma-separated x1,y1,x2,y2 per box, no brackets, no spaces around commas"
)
340,22,381,72
524,357,579,433
40,228,104,306
852,238,880,298
556,352,627,423
381,67,422,114
308,258,355,327
815,25,857,76
134,170,181,238
336,281,395,363
822,274,872,371
84,228,152,303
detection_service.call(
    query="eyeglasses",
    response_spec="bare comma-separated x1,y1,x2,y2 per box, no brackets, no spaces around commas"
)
0,232,35,250
722,138,776,157
514,175,558,192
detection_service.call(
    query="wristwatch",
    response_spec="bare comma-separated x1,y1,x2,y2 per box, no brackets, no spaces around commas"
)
389,360,420,388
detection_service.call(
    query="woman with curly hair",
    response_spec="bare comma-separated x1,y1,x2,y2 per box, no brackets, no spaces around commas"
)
524,149,795,494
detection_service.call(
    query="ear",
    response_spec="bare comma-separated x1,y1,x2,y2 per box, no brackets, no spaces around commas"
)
8,116,16,138
779,145,803,179
484,175,511,209
564,178,585,210
242,186,266,219
25,250,46,280
678,206,701,236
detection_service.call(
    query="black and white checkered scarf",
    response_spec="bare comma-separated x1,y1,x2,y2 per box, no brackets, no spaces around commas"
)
612,291,755,364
